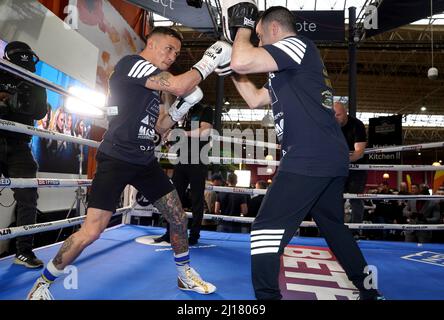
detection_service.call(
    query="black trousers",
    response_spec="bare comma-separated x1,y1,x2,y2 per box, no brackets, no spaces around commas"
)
0,138,39,254
344,170,368,223
164,163,207,240
251,171,370,300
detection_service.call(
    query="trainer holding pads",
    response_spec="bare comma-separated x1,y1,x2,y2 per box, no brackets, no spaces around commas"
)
222,2,384,300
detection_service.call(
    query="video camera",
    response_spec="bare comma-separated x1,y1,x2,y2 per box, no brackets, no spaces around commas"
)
0,41,42,118
0,72,39,117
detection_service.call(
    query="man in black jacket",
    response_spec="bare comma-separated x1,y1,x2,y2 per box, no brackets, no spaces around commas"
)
0,41,47,268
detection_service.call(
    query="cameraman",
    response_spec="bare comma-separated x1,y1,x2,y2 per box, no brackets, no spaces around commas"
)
0,41,47,268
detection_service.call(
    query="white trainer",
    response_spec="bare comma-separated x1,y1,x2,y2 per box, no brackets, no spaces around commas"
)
27,277,54,300
178,266,216,294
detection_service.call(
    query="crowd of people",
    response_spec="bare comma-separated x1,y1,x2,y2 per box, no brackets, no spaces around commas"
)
171,169,444,245
353,182,444,243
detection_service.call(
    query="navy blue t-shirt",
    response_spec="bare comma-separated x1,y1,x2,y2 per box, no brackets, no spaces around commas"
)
99,55,161,166
263,35,349,177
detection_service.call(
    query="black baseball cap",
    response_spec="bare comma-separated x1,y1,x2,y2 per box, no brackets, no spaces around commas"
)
3,41,39,73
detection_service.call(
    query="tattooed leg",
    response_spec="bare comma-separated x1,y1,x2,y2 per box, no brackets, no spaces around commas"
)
52,208,112,270
154,190,188,255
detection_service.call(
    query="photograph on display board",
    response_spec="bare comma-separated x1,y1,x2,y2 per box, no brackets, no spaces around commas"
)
0,39,92,174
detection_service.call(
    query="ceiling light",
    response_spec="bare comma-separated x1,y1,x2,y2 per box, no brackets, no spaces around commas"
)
261,111,274,128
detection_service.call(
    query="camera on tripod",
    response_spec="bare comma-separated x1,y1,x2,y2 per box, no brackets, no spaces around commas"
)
0,74,36,118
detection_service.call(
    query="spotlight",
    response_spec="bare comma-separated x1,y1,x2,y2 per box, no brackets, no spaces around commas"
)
261,111,274,128
428,67,438,80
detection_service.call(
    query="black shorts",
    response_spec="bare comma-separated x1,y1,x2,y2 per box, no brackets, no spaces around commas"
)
88,152,175,212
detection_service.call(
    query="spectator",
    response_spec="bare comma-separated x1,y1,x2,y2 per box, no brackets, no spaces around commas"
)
403,184,440,243
248,180,267,218
333,101,368,224
215,173,248,233
368,183,396,240
204,173,224,215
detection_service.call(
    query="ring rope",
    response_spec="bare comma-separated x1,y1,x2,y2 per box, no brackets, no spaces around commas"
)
3,178,444,201
211,135,281,150
0,206,132,240
364,142,444,154
1,206,442,241
2,120,444,165
0,58,106,112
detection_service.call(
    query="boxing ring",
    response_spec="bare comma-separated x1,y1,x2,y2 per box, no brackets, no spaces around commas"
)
1,223,444,300
1,54,444,301
0,124,444,300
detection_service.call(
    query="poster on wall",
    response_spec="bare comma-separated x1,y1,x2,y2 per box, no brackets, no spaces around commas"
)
1,39,92,174
73,0,145,92
367,115,403,164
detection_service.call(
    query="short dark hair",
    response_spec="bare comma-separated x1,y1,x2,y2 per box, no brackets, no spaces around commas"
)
227,173,238,186
211,173,223,181
255,180,268,189
259,6,297,34
146,26,183,43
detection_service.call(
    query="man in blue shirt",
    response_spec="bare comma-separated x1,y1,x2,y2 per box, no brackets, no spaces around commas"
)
27,27,231,299
228,5,384,300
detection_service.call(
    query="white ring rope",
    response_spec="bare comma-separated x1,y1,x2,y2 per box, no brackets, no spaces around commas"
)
1,204,442,241
3,178,444,201
364,141,444,154
0,58,107,112
0,178,91,188
0,206,132,240
1,120,444,168
0,120,177,160
0,119,100,148
211,135,281,150
140,209,444,231
348,164,443,171
192,213,444,231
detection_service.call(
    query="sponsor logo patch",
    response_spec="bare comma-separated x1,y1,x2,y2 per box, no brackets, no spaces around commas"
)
280,245,358,300
401,251,444,268
0,178,11,186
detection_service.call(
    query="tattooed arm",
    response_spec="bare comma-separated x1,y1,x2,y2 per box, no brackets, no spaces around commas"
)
154,190,189,254
145,69,202,97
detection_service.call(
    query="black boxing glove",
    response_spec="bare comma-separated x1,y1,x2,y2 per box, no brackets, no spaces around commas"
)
221,0,258,43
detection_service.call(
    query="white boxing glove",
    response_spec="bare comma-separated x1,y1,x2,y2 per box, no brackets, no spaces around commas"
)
168,86,203,122
193,41,232,80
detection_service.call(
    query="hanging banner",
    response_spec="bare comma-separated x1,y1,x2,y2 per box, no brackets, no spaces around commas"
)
125,1,345,41
367,115,403,164
292,11,345,42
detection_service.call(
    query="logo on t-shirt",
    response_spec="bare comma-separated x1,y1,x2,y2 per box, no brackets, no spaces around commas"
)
275,118,284,138
321,90,333,109
138,126,157,140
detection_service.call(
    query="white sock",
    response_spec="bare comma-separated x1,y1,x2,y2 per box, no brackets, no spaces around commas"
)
42,259,64,282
